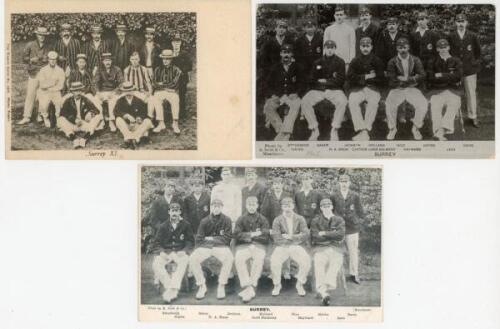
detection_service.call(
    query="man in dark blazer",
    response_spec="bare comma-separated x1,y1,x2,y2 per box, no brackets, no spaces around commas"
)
294,171,323,226
171,33,193,116
112,24,136,71
375,17,407,71
258,19,295,77
355,7,380,57
294,20,323,77
241,168,267,214
409,11,441,69
260,177,292,226
448,13,482,127
330,172,365,284
183,177,210,233
139,27,162,80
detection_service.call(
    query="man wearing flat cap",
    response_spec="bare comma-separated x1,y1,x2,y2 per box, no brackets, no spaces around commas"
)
261,176,293,227
375,17,408,70
53,23,81,74
448,13,482,128
189,198,234,300
294,171,323,227
67,53,96,97
151,202,194,303
36,51,66,127
17,26,51,125
294,20,323,76
183,177,210,234
385,37,428,140
409,11,441,68
301,39,347,141
426,38,463,140
112,24,136,71
150,49,183,134
323,6,356,70
84,25,110,77
310,198,345,306
139,27,162,80
347,36,385,141
270,197,311,297
263,43,305,141
258,19,295,78
57,81,103,149
355,7,380,57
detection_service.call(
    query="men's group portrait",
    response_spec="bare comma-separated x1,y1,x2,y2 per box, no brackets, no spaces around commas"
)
140,166,382,307
255,4,495,142
10,12,197,150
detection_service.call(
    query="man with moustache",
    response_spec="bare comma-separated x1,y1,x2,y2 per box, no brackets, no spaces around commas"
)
241,168,267,214
375,17,407,72
139,27,162,80
84,25,110,77
53,23,81,74
258,19,295,77
112,24,135,71
261,176,292,227
355,7,380,57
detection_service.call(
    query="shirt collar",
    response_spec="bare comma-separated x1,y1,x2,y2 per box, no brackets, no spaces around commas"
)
398,54,409,62
415,27,428,34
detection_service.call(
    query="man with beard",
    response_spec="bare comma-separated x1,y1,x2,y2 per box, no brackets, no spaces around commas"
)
241,168,267,214
409,11,441,69
93,53,124,131
150,49,182,134
448,13,482,128
347,37,385,141
233,196,270,303
355,7,380,57
112,24,135,71
426,39,463,141
17,26,51,125
385,37,428,140
151,202,194,303
270,197,311,297
375,17,407,72
84,25,110,77
57,81,103,149
301,40,347,141
171,33,193,116
210,167,242,226
294,20,323,77
67,54,96,97
189,198,233,300
323,6,356,71
310,198,345,306
53,23,81,75
139,27,162,80
183,177,210,234
36,51,65,127
263,43,305,141
294,171,323,227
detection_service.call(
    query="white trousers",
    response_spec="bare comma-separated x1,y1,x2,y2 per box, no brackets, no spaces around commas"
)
270,245,311,285
38,90,62,118
23,76,39,119
115,117,153,141
301,89,347,130
189,247,234,286
57,114,103,137
313,247,343,291
463,74,477,119
348,87,381,132
95,91,120,120
152,90,180,121
152,251,189,290
385,87,428,130
345,233,359,277
263,95,301,134
430,90,461,134
234,244,266,288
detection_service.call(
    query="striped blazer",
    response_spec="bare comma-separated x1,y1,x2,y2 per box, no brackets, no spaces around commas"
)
53,37,81,71
123,65,153,93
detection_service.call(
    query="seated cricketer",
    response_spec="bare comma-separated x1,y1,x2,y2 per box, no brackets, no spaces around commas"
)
114,81,154,149
233,196,270,303
36,50,65,127
347,37,385,141
66,53,96,97
426,39,463,141
385,37,428,140
301,40,347,141
189,198,233,300
310,198,346,306
57,81,103,149
270,197,311,297
263,43,305,141
151,202,194,303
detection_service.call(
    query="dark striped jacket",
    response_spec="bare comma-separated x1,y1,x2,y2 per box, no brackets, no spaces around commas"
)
152,64,182,91
53,37,81,70
112,38,135,70
84,39,111,73
123,65,152,93
67,69,95,94
138,41,162,70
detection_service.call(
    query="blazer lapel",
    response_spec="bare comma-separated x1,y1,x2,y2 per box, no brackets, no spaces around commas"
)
409,55,415,76
395,56,404,75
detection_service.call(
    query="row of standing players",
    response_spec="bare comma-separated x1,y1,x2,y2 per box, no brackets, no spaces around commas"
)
17,24,193,149
143,168,365,305
258,10,481,141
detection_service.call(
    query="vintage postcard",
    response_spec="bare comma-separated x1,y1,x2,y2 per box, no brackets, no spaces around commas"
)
254,3,495,158
5,0,251,159
138,165,382,322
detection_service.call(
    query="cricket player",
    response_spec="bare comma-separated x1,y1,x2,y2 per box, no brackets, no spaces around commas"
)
426,39,463,140
258,19,295,77
375,17,407,70
409,11,441,68
385,37,428,140
294,171,323,227
189,198,234,300
183,177,211,234
310,198,345,306
36,51,65,127
171,32,193,116
66,54,96,96
448,13,481,128
53,23,81,73
301,40,347,141
84,25,110,77
112,24,135,71
347,37,385,141
355,7,380,57
294,20,323,76
151,202,194,303
261,176,292,227
241,168,268,214
233,196,270,303
210,167,242,225
270,197,311,296
139,27,161,79
323,6,356,70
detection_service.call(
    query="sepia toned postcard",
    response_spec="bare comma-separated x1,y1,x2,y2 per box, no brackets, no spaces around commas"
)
138,164,383,322
5,0,251,160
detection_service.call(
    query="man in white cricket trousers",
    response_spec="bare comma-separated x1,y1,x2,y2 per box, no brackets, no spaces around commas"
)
36,51,65,127
151,202,194,303
330,172,365,284
189,198,234,300
270,197,311,297
310,198,346,306
233,196,271,303
385,37,428,140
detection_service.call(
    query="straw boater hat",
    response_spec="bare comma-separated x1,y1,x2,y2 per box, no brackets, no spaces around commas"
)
35,27,49,35
60,23,72,31
120,81,136,92
115,24,127,31
145,27,155,34
159,49,175,59
90,25,103,33
76,53,87,61
69,81,85,92
47,51,58,60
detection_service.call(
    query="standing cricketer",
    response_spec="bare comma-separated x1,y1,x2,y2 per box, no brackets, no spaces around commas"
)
53,23,81,74
409,11,441,68
294,171,323,227
210,167,242,226
294,20,323,77
36,51,65,127
183,177,211,234
261,176,292,227
355,7,380,57
323,6,356,70
241,168,268,214
375,17,407,72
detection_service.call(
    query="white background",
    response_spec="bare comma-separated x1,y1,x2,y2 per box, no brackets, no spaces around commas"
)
1,0,500,328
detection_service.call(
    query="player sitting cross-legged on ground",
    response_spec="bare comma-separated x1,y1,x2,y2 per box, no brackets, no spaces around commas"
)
270,197,311,297
310,198,346,306
151,202,194,303
233,196,270,303
301,40,347,141
189,198,234,300
347,36,385,141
